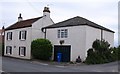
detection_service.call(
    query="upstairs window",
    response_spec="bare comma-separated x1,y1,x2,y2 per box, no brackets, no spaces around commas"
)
57,29,68,38
19,31,27,40
7,32,12,40
6,46,12,55
19,47,26,56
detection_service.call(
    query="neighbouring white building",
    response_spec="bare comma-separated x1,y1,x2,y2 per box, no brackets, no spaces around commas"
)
4,7,114,62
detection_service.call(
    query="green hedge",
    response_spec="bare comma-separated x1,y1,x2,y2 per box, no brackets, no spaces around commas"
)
31,38,53,61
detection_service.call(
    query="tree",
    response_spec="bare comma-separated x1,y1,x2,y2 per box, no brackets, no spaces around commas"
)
31,38,53,61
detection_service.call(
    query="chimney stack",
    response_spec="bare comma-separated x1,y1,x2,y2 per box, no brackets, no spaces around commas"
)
43,7,50,17
1,26,4,35
2,26,4,30
18,13,23,22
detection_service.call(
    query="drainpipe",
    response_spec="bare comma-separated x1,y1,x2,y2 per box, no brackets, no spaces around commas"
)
101,29,103,41
44,29,46,39
2,26,5,56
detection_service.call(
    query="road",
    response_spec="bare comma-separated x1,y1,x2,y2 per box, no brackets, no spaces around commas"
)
2,57,119,72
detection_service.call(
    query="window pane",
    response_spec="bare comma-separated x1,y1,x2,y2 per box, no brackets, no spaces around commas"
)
58,29,68,38
61,31,64,38
22,31,25,39
7,32,12,40
21,48,24,55
64,29,68,38
6,46,12,54
10,32,12,39
19,47,26,56
58,30,60,38
20,31,26,40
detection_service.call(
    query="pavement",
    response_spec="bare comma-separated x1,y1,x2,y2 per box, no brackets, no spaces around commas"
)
31,59,86,66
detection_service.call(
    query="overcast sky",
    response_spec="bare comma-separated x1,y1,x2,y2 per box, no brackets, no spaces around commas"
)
0,0,119,46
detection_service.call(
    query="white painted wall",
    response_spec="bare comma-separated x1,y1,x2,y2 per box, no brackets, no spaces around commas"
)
85,26,101,59
46,25,114,61
83,26,114,60
46,26,86,61
32,15,54,40
4,27,32,59
103,30,114,47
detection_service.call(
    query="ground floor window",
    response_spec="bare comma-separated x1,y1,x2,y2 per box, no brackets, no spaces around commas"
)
19,47,26,56
6,46,12,55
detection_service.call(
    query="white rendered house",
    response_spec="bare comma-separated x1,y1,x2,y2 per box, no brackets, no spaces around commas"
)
4,7,54,59
4,7,114,62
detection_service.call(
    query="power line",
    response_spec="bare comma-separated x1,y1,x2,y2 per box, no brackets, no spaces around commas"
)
25,0,41,14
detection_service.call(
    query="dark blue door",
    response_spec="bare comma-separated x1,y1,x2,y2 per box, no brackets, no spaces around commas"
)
54,45,71,62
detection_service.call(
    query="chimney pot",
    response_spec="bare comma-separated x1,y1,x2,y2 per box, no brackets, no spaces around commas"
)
18,13,23,22
43,7,50,13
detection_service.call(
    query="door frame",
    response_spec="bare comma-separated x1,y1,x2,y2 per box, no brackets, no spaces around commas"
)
54,45,71,62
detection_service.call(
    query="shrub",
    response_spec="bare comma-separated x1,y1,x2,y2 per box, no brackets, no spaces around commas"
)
31,38,53,61
109,46,120,61
117,45,120,60
85,39,113,64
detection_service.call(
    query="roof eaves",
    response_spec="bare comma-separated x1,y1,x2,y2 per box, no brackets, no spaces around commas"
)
5,25,32,31
86,24,115,33
43,23,114,33
5,16,42,31
42,23,87,29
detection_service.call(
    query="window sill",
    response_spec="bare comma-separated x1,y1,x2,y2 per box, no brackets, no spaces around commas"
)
58,37,68,39
6,53,11,55
7,39,12,41
19,39,26,41
19,55,25,57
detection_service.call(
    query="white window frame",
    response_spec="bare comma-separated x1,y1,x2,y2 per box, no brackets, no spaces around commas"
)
7,32,12,40
6,46,12,55
19,31,26,40
19,47,26,56
57,29,68,38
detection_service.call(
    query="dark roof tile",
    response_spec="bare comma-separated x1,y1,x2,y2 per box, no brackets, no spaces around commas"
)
5,16,43,30
43,16,114,33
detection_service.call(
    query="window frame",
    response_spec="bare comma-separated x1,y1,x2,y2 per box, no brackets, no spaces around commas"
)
7,32,12,40
6,46,12,55
58,30,60,38
57,29,68,38
19,46,26,56
19,30,27,40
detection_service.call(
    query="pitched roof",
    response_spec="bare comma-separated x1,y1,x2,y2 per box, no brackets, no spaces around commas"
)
43,16,114,33
5,16,43,30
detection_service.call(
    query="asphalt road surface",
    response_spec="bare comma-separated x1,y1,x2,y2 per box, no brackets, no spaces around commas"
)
2,57,119,72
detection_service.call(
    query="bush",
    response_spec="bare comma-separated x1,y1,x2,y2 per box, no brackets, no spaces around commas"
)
117,46,120,60
31,38,53,61
110,46,120,61
85,39,113,64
